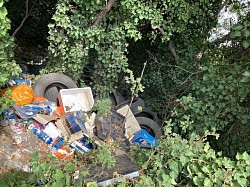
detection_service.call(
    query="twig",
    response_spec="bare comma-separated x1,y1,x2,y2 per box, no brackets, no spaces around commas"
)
168,40,179,62
122,62,147,126
91,0,116,28
166,64,194,74
147,50,202,85
224,123,236,138
181,71,202,85
12,0,38,37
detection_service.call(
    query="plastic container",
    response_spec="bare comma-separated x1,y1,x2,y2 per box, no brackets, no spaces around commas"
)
58,87,94,113
32,127,53,144
131,129,158,147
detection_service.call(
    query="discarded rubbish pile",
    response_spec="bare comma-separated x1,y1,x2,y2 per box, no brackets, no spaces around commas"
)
0,73,161,185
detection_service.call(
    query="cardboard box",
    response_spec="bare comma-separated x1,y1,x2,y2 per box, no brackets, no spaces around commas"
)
66,111,88,133
58,88,94,113
55,115,73,136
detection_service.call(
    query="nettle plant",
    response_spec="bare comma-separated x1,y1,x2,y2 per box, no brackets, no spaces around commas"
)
0,0,21,113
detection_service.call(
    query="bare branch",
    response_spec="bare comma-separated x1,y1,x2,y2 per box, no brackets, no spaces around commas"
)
168,40,179,62
12,0,38,37
151,25,179,62
147,50,202,85
91,0,116,28
152,24,165,35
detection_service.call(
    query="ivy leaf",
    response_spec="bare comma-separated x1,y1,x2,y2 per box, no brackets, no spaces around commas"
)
180,155,189,165
242,71,250,78
169,171,178,179
0,7,7,19
236,153,243,160
202,166,210,174
233,24,243,30
237,178,248,187
87,181,98,187
80,170,90,176
54,169,64,181
204,143,210,153
193,176,203,186
169,161,180,173
0,73,8,84
230,30,242,38
243,40,250,49
64,163,74,172
204,178,213,187
27,173,37,184
244,30,250,37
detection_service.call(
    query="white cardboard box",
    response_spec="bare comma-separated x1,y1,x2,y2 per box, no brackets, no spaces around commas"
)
58,87,94,113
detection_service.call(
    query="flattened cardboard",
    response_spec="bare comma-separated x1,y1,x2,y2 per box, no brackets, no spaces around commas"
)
69,131,84,143
55,118,72,136
32,114,56,125
117,105,141,137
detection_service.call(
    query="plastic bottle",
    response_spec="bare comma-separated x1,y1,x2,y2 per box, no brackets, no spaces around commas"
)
32,127,53,144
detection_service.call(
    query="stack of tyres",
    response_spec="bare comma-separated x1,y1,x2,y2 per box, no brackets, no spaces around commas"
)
111,92,163,139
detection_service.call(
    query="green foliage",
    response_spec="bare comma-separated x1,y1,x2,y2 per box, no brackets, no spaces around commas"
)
92,98,111,116
93,144,117,169
131,121,250,187
0,152,99,187
0,152,73,186
0,0,21,113
167,49,250,157
0,88,15,114
125,66,145,97
231,18,250,49
46,0,222,97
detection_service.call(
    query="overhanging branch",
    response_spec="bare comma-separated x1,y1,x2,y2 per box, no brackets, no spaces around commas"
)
12,0,38,37
91,0,116,28
152,24,179,62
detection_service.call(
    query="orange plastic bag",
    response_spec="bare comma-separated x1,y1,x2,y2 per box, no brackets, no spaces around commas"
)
33,96,48,103
1,84,34,106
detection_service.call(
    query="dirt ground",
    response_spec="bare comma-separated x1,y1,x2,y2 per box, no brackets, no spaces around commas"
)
0,126,50,175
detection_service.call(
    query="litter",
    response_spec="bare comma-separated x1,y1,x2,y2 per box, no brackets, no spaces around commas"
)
58,87,94,113
1,73,161,186
131,129,158,147
1,83,34,106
